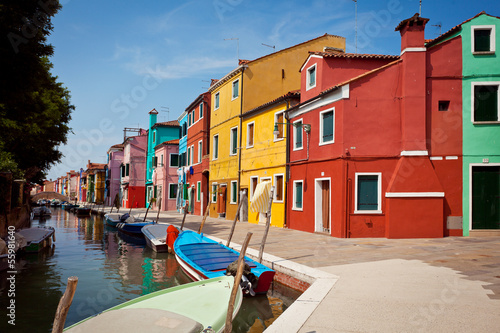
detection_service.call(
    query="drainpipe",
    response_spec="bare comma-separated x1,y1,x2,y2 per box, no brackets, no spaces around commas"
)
284,103,290,228
237,67,245,210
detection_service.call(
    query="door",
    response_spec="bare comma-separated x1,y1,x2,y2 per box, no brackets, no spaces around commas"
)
321,180,330,232
472,166,500,229
217,185,227,215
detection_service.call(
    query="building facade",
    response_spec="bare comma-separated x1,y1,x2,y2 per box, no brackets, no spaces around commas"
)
153,139,179,211
121,130,147,208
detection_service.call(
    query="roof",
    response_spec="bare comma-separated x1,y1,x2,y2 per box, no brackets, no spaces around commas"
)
309,51,400,60
185,91,209,112
86,163,107,171
155,139,179,150
426,11,500,47
208,65,246,92
395,13,430,31
152,120,180,128
242,90,300,117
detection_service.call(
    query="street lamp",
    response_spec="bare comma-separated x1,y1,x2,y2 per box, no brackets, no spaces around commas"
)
273,122,311,136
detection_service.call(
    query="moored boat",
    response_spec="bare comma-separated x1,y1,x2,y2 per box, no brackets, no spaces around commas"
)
75,207,91,216
174,230,275,295
117,220,154,237
16,226,55,253
32,206,52,218
64,275,242,333
104,213,122,227
141,224,179,253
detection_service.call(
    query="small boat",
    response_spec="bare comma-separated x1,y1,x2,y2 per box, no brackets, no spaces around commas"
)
141,224,179,253
104,213,122,227
117,220,154,237
64,275,242,333
76,207,91,216
32,206,52,218
174,230,276,295
16,226,55,253
62,203,79,210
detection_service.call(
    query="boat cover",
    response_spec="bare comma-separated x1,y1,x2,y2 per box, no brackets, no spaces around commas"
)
178,243,256,272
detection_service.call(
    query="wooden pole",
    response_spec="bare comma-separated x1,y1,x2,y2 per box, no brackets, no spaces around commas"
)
224,232,252,333
258,186,274,263
197,198,211,234
143,197,154,222
155,196,162,224
52,276,78,333
180,202,189,231
128,195,135,215
226,198,244,247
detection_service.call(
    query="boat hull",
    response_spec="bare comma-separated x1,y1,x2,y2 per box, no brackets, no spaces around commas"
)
117,221,154,237
17,227,55,253
141,224,175,253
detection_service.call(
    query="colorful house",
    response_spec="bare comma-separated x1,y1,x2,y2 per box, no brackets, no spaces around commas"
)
153,139,179,211
240,91,300,227
145,109,180,206
121,130,147,208
185,92,211,216
286,13,464,238
177,111,189,211
208,66,244,220
106,143,124,206
85,161,107,203
426,12,500,236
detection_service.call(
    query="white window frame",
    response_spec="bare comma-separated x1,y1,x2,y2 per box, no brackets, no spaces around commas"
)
230,126,238,156
199,102,204,119
230,180,238,204
471,81,500,124
274,173,285,203
273,110,285,142
213,134,219,160
293,118,304,151
190,145,194,166
169,153,179,167
319,108,335,145
249,176,259,201
197,181,201,202
214,92,220,110
306,63,317,91
198,140,203,163
354,172,382,214
292,180,304,211
246,121,255,148
232,78,239,100
212,183,218,203
471,25,496,54
187,146,191,166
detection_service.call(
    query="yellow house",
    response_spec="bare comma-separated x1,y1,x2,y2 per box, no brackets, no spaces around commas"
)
240,92,300,227
208,65,244,220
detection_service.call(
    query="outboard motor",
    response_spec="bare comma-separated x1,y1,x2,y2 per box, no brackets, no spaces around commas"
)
240,275,255,296
119,213,130,222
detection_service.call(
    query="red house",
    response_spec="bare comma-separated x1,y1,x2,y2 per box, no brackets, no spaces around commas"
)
185,92,211,215
286,14,462,238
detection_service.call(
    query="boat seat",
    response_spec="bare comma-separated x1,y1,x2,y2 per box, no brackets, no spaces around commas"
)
179,243,257,272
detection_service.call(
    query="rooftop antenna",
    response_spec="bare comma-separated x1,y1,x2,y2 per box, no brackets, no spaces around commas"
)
160,106,169,122
261,43,275,53
202,80,210,90
432,23,442,36
224,38,239,64
352,0,357,53
419,0,422,15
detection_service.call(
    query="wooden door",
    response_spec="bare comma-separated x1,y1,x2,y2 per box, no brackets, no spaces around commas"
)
321,180,330,232
217,186,227,214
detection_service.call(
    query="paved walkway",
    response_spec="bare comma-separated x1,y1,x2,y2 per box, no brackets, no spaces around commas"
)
101,207,500,332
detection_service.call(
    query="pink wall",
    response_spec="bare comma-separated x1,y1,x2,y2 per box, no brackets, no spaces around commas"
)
153,143,179,211
108,149,123,205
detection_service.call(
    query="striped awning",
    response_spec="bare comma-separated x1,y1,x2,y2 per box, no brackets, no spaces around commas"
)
250,181,272,213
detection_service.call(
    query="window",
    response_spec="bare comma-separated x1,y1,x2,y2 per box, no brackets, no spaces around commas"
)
153,156,157,168
293,119,303,150
192,110,196,124
247,122,254,148
212,183,218,203
438,101,450,111
170,153,179,167
213,134,219,160
293,180,303,210
250,176,258,201
159,154,163,167
197,181,201,202
187,146,191,165
274,174,284,202
274,112,284,140
472,25,495,53
153,131,156,144
188,112,192,126
215,92,220,110
232,79,239,100
154,185,157,199
182,123,187,137
230,127,238,155
199,102,203,119
355,173,382,214
473,83,499,122
125,163,130,176
198,140,202,163
307,64,317,90
230,181,238,204
169,184,178,199
320,108,334,144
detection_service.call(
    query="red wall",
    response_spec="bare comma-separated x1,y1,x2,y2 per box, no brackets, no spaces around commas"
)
123,186,145,208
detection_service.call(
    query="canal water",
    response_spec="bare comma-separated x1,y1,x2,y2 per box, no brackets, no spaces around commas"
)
0,208,300,332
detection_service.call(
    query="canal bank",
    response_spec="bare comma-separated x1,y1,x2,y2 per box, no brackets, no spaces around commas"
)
97,206,500,332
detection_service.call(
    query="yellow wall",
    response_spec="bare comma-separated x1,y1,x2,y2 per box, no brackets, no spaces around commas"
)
95,171,106,203
242,34,345,112
241,102,288,227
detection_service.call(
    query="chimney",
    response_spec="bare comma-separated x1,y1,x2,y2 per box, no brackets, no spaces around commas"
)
395,13,429,153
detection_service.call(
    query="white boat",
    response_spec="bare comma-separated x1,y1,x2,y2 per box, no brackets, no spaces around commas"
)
32,206,52,218
141,224,179,253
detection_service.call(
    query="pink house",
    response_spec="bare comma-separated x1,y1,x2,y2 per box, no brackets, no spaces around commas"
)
107,143,124,206
121,130,147,208
153,139,179,211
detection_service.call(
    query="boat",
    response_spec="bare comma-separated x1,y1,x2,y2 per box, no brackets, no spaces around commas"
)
141,224,180,253
116,220,154,237
16,226,55,253
104,213,122,227
64,275,242,333
174,230,276,295
32,206,52,218
75,207,91,216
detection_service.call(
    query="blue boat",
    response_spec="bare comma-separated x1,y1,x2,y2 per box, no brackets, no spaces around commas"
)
173,230,275,295
117,220,154,237
104,213,122,227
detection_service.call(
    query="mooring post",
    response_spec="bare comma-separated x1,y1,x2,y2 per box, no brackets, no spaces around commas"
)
197,198,211,234
52,276,78,333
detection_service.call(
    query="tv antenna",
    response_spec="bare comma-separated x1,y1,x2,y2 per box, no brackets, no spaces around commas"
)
419,0,422,15
431,23,442,36
261,43,275,53
352,0,357,53
160,106,169,122
224,38,239,64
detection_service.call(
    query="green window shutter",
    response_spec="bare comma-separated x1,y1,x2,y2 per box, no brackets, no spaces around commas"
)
232,182,237,202
474,29,491,52
200,103,203,118
295,122,303,148
214,136,218,159
126,164,130,176
357,175,379,210
295,182,303,209
322,111,334,142
474,85,498,121
309,67,316,86
154,185,157,198
231,129,237,154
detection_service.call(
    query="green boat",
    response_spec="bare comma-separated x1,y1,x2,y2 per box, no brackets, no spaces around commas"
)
65,275,243,333
16,226,55,253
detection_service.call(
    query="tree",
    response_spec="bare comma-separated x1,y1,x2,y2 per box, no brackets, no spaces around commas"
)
0,0,73,184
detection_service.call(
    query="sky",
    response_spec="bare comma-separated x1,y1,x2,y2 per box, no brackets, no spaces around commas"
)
46,0,500,180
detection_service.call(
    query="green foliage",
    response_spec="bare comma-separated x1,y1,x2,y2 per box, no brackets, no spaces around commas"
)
0,0,73,184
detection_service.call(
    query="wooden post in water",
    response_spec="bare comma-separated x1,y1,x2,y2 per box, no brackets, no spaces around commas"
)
226,198,244,247
224,232,252,333
155,196,162,224
197,198,211,234
128,195,136,215
258,186,274,263
52,276,78,333
143,197,154,222
180,202,189,231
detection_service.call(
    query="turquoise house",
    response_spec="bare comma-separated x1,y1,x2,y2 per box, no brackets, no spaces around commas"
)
145,109,180,206
177,111,188,211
